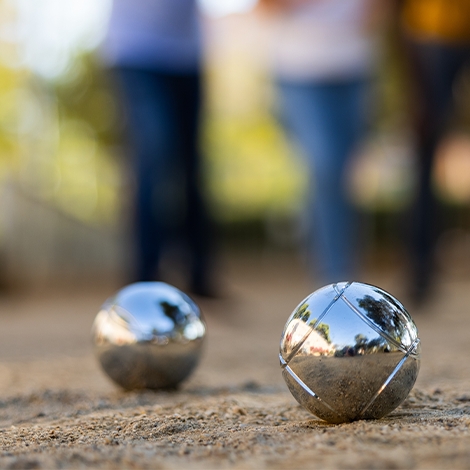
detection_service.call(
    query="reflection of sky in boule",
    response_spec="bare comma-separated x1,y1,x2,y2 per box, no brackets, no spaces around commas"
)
281,282,419,361
320,299,385,352
112,282,201,338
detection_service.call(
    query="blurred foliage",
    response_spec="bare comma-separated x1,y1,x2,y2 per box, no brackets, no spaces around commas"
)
50,55,123,225
0,54,123,228
1,9,470,242
0,64,23,172
201,34,307,223
203,111,306,222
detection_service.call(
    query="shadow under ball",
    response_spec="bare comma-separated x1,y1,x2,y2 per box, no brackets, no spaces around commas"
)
280,282,421,424
92,282,206,391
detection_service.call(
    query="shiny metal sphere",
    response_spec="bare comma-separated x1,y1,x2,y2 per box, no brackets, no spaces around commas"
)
92,282,206,390
280,282,420,424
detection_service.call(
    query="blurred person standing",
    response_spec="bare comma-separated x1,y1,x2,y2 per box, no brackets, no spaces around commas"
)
397,0,470,303
259,0,386,284
101,0,217,296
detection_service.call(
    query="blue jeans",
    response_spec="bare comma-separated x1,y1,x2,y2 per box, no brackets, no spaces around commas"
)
278,79,369,284
114,67,213,291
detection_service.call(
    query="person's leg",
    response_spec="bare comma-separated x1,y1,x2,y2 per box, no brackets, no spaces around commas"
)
278,79,369,284
172,73,216,295
405,42,470,302
113,67,178,282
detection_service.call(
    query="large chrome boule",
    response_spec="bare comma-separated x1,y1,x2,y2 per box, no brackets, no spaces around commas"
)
280,282,420,424
92,282,206,390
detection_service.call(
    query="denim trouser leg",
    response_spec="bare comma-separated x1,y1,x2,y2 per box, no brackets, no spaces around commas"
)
278,79,368,284
114,68,211,284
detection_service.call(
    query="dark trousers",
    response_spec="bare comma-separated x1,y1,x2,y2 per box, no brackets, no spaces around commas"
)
406,41,470,296
114,67,213,291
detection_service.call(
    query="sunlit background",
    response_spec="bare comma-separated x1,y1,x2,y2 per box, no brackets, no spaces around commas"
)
1,0,470,289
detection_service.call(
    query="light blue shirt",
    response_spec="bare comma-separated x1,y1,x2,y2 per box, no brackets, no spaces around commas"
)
101,0,202,72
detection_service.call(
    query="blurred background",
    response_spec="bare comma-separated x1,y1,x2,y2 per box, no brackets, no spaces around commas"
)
1,0,470,293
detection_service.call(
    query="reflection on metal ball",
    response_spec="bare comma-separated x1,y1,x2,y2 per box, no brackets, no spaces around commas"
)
92,282,206,391
280,282,420,424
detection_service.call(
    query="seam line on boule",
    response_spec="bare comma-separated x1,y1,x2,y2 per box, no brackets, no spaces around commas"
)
282,282,352,367
282,359,338,414
336,288,407,353
313,282,352,329
357,337,421,418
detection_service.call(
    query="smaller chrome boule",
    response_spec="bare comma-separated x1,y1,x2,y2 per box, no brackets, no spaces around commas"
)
280,282,421,424
92,282,206,390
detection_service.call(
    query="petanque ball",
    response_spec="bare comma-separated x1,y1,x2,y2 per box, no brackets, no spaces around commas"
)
280,281,420,424
92,282,206,390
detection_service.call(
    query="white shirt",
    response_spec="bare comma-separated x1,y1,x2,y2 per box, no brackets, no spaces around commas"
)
270,0,376,81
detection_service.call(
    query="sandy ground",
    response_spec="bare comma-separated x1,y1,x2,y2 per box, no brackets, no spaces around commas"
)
0,251,470,469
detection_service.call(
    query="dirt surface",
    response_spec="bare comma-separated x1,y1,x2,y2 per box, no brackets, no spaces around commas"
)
0,251,470,469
